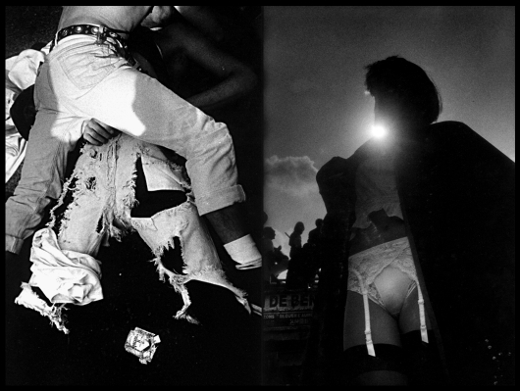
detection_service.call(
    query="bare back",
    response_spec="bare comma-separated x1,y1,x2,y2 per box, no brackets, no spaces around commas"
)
58,6,153,39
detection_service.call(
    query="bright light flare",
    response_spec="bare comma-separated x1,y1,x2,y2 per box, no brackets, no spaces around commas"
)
371,124,388,139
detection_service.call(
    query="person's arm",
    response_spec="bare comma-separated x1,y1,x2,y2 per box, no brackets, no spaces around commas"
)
85,21,260,275
152,19,261,274
154,21,258,113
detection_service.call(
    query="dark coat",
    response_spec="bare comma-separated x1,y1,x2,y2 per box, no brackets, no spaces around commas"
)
302,121,515,385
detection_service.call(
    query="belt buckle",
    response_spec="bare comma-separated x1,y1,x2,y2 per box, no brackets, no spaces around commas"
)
94,25,108,45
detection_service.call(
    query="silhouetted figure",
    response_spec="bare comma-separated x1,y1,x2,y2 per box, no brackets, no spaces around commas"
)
261,226,288,285
286,222,308,289
288,221,305,259
302,56,515,386
262,226,277,284
305,218,324,286
307,218,323,247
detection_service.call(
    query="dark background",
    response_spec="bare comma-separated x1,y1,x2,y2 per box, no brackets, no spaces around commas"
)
5,6,62,58
5,6,264,385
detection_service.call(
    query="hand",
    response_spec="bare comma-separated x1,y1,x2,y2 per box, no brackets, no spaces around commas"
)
82,119,120,146
141,6,175,28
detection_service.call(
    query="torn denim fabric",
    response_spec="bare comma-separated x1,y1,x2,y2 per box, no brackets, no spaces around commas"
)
5,36,245,254
15,133,249,333
5,48,47,183
23,227,103,304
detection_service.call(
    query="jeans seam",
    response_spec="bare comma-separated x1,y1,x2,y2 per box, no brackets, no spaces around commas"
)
30,139,67,222
55,43,120,91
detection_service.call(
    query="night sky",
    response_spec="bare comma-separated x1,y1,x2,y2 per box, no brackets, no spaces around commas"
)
263,6,515,254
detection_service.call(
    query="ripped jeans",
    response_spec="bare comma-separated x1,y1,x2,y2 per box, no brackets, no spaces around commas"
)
5,34,245,254
15,134,249,334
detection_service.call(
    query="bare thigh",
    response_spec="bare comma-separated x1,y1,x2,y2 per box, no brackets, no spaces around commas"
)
398,286,432,334
343,291,402,351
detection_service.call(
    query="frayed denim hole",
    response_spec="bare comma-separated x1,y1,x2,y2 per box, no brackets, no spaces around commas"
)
51,177,78,236
96,216,104,234
130,157,187,218
159,236,185,275
85,177,96,190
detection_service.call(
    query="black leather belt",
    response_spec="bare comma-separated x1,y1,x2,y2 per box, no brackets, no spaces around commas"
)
50,24,128,52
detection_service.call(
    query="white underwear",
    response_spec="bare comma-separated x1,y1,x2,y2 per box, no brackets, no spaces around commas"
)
347,237,428,356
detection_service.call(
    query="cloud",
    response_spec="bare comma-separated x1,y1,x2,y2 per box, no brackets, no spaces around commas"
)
272,228,291,257
265,155,319,196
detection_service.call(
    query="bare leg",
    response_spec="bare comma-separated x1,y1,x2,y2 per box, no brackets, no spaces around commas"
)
398,286,432,333
204,203,248,245
204,203,261,315
343,291,402,350
343,291,408,385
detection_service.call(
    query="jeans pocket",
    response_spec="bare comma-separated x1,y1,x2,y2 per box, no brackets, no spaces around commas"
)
56,44,119,93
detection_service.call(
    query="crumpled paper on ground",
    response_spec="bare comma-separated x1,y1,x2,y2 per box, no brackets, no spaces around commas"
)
124,327,161,365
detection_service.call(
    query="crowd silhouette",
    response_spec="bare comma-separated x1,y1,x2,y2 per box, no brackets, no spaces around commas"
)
263,217,325,290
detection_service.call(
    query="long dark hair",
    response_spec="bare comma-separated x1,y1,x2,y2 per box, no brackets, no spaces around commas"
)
293,221,305,235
